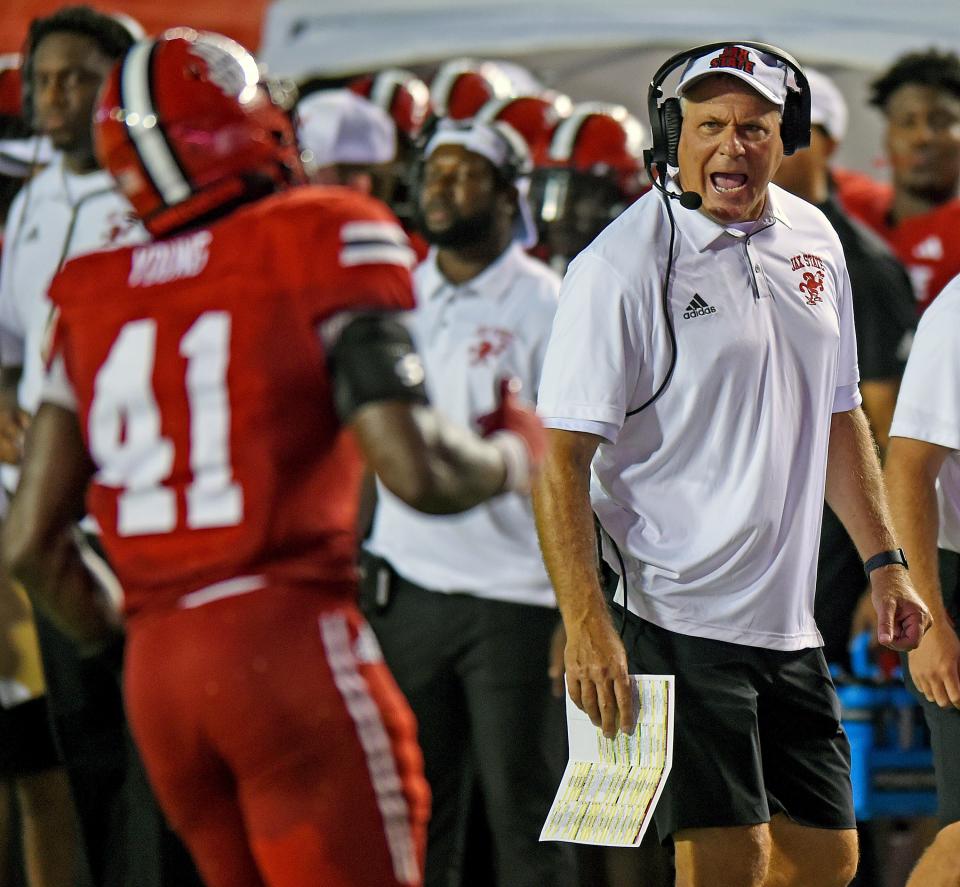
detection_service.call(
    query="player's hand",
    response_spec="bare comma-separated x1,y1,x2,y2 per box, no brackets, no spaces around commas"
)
870,566,933,651
548,619,566,699
907,621,960,710
0,405,29,465
477,378,547,493
565,609,636,739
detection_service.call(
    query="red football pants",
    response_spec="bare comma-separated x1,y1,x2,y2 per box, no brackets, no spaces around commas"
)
124,586,429,887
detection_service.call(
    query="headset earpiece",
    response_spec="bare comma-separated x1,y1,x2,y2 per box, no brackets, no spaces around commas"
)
779,88,809,155
661,98,683,168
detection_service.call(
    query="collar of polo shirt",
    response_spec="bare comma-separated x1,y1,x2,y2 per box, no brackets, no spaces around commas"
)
666,174,794,251
420,242,526,303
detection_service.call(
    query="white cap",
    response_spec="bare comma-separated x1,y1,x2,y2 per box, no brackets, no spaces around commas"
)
805,68,848,141
677,44,794,110
295,89,396,170
424,119,538,248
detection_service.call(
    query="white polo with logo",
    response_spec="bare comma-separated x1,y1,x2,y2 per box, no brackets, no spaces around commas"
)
537,183,860,649
366,242,561,607
890,277,960,554
0,157,146,414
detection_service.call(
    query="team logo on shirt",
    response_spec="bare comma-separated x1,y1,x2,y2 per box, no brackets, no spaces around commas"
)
799,271,825,305
789,252,827,305
469,326,514,365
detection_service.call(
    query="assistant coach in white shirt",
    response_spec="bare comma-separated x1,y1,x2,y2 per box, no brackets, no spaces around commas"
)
364,119,573,887
533,43,931,887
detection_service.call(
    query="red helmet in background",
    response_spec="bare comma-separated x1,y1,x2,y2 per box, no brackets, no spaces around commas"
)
349,68,431,140
531,102,648,271
95,29,303,238
474,94,571,164
545,101,646,198
430,58,515,120
0,54,22,118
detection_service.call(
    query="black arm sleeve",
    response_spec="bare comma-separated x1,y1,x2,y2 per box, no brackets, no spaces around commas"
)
324,312,429,423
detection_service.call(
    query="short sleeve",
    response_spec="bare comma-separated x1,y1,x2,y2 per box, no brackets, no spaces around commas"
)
289,194,417,324
536,252,644,441
890,282,960,451
833,265,862,413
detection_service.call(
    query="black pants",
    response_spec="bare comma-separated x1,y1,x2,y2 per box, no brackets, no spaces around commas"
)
363,560,575,887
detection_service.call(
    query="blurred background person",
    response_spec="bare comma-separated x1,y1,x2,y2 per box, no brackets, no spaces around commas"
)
837,49,960,312
362,118,572,887
0,7,200,886
296,88,397,195
773,67,917,668
773,66,919,887
530,102,647,274
349,68,432,259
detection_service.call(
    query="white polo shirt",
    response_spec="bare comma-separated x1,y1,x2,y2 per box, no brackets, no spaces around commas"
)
366,242,561,607
538,184,860,650
890,277,960,554
0,156,146,492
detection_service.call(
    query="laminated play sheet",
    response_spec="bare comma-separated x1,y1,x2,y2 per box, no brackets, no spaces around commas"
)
540,675,674,846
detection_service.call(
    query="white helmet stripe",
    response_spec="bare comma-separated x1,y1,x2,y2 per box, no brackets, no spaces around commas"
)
121,40,191,205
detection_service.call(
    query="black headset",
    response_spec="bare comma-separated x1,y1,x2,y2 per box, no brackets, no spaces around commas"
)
646,40,811,176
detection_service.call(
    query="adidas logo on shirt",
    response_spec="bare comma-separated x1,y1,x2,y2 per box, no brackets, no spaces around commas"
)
683,294,717,319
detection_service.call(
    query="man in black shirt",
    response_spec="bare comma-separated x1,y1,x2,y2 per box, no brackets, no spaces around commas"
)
773,68,917,667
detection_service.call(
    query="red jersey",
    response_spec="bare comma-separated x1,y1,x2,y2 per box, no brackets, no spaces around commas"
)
835,167,960,312
47,186,415,619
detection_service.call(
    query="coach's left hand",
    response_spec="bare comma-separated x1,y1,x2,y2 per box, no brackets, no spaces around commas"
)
870,565,933,651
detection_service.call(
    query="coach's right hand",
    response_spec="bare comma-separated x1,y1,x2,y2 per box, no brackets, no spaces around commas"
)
565,610,637,739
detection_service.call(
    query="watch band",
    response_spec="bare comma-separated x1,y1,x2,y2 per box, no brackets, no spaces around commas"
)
863,548,909,578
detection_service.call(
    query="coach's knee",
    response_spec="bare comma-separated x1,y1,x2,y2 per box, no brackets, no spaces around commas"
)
674,824,771,887
794,828,859,887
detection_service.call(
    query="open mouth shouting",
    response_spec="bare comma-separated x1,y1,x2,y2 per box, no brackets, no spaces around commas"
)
710,172,748,194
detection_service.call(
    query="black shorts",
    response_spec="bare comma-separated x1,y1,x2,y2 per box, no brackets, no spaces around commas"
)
901,548,960,827
0,696,62,777
619,612,856,841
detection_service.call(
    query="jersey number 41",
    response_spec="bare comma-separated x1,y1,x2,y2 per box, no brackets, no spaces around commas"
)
88,311,243,537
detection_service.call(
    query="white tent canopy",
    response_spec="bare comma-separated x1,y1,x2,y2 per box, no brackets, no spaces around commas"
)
259,1,960,173
260,0,960,77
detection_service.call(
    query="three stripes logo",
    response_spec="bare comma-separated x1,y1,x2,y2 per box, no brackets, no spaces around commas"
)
683,294,717,319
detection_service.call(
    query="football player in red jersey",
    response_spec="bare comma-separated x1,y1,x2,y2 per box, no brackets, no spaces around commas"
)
2,29,545,887
836,49,960,311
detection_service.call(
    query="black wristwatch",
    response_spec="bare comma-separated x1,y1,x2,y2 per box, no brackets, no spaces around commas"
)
863,548,909,578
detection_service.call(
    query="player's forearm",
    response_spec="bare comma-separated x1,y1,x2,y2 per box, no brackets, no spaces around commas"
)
532,431,609,629
825,407,898,559
885,438,949,619
411,412,509,513
6,529,121,654
355,401,507,514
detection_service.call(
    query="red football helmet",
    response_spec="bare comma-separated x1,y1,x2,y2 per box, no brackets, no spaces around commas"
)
95,29,303,238
474,94,571,164
349,68,431,140
545,102,646,197
430,58,515,120
530,103,648,270
0,54,22,118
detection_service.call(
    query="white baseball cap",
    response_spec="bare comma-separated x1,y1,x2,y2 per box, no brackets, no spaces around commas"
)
805,68,848,141
424,119,538,248
296,89,396,170
677,44,795,110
